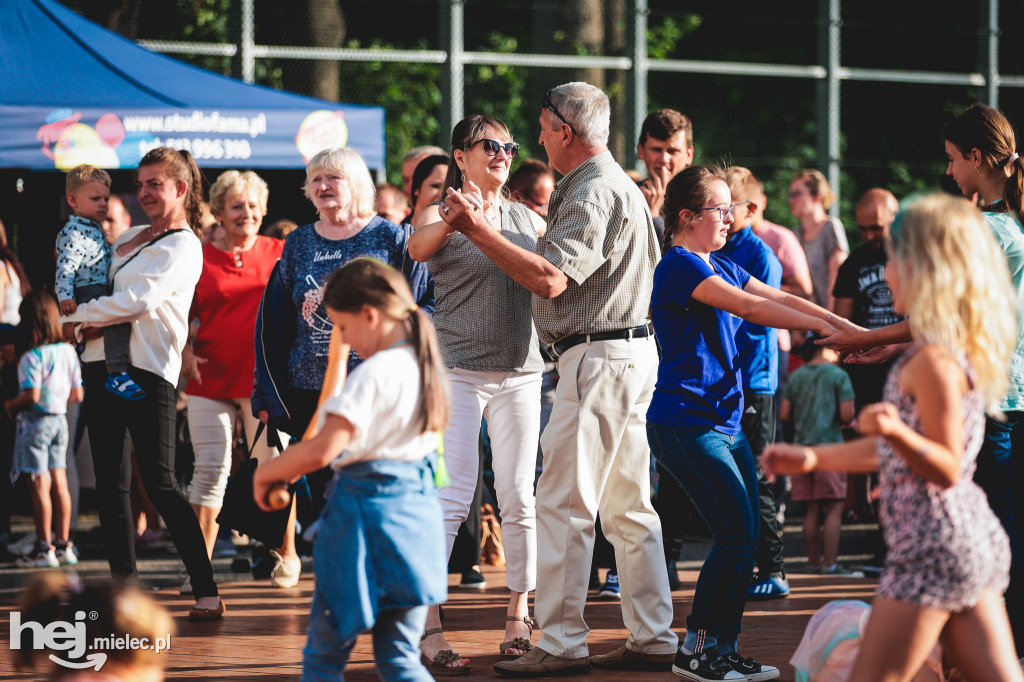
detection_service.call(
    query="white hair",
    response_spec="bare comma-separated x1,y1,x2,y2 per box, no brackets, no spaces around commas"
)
545,82,610,148
303,147,376,219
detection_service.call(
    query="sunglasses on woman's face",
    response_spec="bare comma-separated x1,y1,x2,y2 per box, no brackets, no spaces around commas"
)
472,138,520,159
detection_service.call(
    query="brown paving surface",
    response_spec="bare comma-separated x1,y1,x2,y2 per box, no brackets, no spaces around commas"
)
0,566,878,681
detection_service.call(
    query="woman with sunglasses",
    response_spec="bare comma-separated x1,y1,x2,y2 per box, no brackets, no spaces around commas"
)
647,165,856,681
409,115,546,675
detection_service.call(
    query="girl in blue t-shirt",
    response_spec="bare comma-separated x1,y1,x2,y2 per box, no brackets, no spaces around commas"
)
7,292,83,568
254,258,449,681
648,165,855,682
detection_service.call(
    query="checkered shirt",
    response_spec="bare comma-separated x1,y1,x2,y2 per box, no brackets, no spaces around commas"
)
532,151,661,345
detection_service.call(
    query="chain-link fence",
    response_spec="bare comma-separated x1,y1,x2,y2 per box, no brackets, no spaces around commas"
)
92,0,1023,235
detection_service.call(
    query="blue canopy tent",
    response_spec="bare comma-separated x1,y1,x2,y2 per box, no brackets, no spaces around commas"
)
0,0,386,171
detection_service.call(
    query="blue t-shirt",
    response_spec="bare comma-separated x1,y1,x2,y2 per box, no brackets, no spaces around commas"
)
280,218,406,391
718,225,781,394
648,247,750,434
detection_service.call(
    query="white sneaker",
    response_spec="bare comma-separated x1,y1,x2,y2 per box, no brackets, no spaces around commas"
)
17,546,59,568
55,542,78,566
7,534,37,556
269,550,301,588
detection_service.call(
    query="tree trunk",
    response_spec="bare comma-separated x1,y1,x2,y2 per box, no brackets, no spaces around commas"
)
605,0,627,163
570,0,605,91
307,0,345,102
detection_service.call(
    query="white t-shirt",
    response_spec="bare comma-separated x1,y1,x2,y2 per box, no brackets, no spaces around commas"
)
320,344,441,469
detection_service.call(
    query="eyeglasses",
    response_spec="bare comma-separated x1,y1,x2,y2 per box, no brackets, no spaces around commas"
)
697,202,742,221
472,138,520,159
542,89,577,135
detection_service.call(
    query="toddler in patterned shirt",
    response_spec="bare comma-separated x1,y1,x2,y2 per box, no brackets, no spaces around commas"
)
56,165,143,400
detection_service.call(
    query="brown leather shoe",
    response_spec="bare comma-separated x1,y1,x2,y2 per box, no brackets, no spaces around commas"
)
187,597,225,622
590,643,675,671
493,646,590,677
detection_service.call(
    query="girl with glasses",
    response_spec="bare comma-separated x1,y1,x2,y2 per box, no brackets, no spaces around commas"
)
409,115,546,675
648,165,856,681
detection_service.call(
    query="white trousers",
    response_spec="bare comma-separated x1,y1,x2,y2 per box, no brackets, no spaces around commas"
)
186,395,283,508
439,368,541,594
534,336,677,658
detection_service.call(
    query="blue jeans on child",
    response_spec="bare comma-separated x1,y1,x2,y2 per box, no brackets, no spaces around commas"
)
303,458,446,681
647,423,759,650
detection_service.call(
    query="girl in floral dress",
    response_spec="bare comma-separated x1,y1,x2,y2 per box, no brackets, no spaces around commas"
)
764,193,1024,682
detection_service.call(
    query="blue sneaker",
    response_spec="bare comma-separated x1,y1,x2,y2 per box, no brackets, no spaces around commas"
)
598,570,620,599
747,572,790,600
105,372,145,400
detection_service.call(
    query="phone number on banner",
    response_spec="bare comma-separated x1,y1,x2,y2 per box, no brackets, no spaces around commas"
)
150,137,252,161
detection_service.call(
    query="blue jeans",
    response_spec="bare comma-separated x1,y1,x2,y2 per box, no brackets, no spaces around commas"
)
976,414,1024,655
304,597,430,681
648,423,758,644
303,459,446,680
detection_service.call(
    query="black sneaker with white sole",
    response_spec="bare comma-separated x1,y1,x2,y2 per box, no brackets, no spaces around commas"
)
672,648,745,681
724,652,779,681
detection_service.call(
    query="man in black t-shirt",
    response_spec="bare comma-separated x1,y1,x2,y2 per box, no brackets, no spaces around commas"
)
832,188,902,408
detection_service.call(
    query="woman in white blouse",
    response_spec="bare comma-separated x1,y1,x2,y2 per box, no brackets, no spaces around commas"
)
63,147,223,622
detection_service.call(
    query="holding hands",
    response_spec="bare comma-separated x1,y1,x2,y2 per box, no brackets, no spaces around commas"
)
439,181,487,234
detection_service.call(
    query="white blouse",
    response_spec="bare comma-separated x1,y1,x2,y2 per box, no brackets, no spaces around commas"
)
63,226,202,385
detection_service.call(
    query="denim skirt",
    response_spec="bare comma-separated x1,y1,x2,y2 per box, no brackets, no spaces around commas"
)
313,458,447,643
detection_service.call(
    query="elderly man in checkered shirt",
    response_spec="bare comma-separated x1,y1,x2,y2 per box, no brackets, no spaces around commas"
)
439,81,678,677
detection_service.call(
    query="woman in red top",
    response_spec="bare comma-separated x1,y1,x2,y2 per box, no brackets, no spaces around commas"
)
181,170,296,588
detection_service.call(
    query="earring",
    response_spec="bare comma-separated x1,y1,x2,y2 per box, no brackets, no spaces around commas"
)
461,171,466,183
975,166,981,174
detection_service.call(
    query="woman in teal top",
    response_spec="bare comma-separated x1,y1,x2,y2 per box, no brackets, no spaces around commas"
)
821,103,1024,656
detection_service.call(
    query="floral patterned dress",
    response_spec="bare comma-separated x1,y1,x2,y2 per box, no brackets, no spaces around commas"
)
877,343,1010,611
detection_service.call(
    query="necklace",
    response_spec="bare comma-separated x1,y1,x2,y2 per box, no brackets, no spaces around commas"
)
149,222,187,237
482,201,502,226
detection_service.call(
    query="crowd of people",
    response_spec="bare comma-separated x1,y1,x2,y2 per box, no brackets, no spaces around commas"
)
4,81,1024,682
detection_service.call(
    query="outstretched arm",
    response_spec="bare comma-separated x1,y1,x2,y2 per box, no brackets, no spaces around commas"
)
762,437,879,478
818,318,913,354
692,275,837,336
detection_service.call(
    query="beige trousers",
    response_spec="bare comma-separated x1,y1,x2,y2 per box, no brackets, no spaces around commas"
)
533,335,678,658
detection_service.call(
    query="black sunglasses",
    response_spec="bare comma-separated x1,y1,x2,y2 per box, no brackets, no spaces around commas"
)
472,138,520,159
542,89,577,135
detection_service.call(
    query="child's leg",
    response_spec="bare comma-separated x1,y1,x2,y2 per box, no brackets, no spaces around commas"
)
940,588,1024,682
802,501,821,567
103,323,132,376
821,499,845,568
302,587,356,681
373,605,432,682
849,595,948,682
103,325,145,399
49,468,71,543
28,473,52,545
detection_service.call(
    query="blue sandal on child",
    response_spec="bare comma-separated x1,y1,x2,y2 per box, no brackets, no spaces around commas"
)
105,372,146,400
